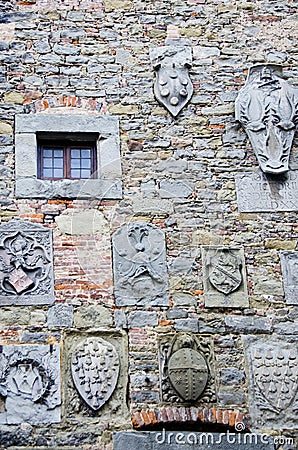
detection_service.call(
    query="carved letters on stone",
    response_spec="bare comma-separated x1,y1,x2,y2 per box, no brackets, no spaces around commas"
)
0,345,61,424
202,246,249,308
244,336,298,430
235,64,298,175
0,220,54,305
280,251,298,305
150,46,193,117
71,337,119,411
112,222,169,306
235,171,298,213
159,333,216,404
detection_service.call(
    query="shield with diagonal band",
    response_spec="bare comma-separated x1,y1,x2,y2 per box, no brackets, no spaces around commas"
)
208,250,242,295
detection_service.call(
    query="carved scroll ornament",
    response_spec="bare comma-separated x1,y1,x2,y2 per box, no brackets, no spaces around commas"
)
150,46,193,117
235,64,298,175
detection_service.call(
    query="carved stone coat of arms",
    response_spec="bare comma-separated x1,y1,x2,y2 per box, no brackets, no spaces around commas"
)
150,46,193,117
112,222,169,306
235,64,298,175
0,220,54,305
202,246,249,308
159,333,216,404
71,337,120,411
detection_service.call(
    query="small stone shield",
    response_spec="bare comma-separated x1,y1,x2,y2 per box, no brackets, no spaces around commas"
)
253,346,298,413
154,66,193,117
208,250,242,295
71,338,119,411
168,348,208,402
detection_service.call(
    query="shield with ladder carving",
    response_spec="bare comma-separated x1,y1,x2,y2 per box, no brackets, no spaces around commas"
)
208,250,242,295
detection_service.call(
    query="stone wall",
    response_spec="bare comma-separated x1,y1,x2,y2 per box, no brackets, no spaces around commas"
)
0,0,297,448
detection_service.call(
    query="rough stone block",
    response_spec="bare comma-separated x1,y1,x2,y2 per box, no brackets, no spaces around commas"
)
0,220,54,306
127,311,158,328
225,316,272,333
243,335,298,430
280,251,298,305
235,171,298,212
0,344,61,424
47,304,74,328
114,431,274,449
202,246,249,308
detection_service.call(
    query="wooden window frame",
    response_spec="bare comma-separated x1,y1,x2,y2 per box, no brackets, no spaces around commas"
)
38,140,97,180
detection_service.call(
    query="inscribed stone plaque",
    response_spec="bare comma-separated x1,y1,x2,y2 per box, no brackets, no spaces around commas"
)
235,171,298,212
202,246,248,308
159,333,216,404
0,220,54,305
244,335,298,430
112,222,169,306
280,251,298,305
235,64,298,175
0,344,61,424
114,431,274,450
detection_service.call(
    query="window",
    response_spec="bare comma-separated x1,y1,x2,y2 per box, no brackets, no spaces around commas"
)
15,114,122,200
38,138,97,180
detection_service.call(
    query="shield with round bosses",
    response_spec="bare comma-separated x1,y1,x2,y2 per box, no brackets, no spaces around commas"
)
168,347,209,402
207,249,242,295
150,46,193,117
71,337,119,411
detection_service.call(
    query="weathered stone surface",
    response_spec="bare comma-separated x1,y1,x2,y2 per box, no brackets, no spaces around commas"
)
47,304,74,328
55,209,109,236
114,431,274,449
280,251,298,305
127,311,158,328
0,220,54,306
225,316,272,333
0,344,61,424
202,246,249,308
235,171,298,212
244,335,298,430
73,305,113,329
235,64,298,175
112,223,169,306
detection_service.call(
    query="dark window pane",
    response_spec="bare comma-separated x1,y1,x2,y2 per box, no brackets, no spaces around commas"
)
81,159,91,169
53,168,63,178
43,168,53,178
80,169,91,178
70,169,81,178
43,157,53,168
71,149,80,158
53,158,63,168
81,149,91,158
70,159,81,168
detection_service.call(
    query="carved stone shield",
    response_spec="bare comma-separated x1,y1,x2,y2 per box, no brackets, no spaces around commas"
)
235,64,298,175
150,46,193,117
252,346,298,413
71,338,119,411
208,250,242,295
168,348,208,402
